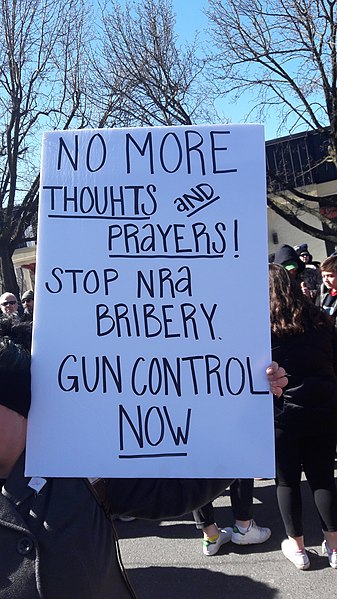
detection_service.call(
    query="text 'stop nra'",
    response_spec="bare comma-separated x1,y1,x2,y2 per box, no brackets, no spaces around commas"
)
26,124,273,478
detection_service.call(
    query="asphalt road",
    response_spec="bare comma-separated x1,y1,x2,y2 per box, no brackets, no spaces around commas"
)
114,473,337,599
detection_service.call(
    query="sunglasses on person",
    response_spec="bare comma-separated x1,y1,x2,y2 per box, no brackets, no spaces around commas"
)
22,298,33,304
1,300,17,306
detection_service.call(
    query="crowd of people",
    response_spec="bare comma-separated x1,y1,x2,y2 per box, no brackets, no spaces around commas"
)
192,243,337,572
0,241,337,597
0,289,34,323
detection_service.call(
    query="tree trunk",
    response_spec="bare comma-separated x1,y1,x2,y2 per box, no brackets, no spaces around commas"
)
0,241,19,297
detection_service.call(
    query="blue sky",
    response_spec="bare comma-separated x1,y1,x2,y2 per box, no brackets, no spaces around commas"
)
172,0,207,38
172,0,206,39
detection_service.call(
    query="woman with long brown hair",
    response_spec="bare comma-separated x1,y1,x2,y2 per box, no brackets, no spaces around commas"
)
270,263,337,570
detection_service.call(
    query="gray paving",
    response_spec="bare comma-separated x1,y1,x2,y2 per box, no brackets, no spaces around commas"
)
114,474,337,599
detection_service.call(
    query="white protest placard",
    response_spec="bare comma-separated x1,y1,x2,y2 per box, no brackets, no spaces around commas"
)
26,124,273,478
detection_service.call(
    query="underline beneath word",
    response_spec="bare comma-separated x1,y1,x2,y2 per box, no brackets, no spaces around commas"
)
118,452,188,459
108,254,224,259
48,214,151,220
186,196,220,217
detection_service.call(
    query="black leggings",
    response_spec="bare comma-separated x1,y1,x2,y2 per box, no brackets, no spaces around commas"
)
275,423,337,538
193,478,254,529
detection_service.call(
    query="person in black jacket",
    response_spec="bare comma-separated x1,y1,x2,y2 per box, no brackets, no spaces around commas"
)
273,244,304,279
269,263,337,571
20,289,34,322
0,318,287,599
294,243,321,300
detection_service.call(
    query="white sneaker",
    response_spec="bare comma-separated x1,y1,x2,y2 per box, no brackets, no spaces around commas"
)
202,528,233,556
281,539,310,570
231,519,271,545
322,540,337,568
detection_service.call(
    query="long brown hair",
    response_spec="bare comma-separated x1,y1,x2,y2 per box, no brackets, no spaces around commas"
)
269,263,331,336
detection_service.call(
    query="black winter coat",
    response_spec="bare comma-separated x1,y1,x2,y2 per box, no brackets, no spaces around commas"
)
0,453,233,599
271,325,337,431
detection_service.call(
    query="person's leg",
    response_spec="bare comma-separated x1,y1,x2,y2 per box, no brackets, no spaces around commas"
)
275,427,310,570
193,501,218,536
302,421,337,568
275,427,304,538
192,501,232,556
231,478,253,525
230,478,271,545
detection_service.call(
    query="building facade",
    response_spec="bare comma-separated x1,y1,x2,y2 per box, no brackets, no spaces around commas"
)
266,129,337,262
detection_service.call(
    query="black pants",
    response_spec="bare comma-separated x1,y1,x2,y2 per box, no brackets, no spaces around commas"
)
193,478,254,529
275,423,337,538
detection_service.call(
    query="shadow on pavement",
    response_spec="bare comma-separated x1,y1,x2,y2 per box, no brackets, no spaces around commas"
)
127,566,278,599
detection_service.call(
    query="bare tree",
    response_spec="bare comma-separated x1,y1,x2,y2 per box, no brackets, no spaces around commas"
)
92,0,215,128
0,0,213,295
207,0,337,244
0,0,96,294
